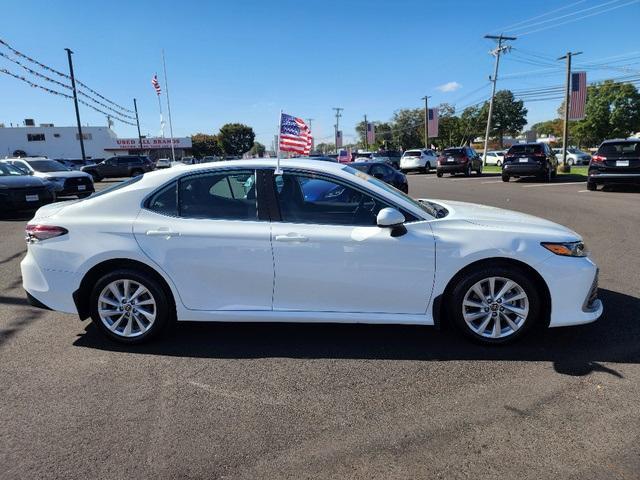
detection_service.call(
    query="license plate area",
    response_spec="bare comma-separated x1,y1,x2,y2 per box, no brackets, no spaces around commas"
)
447,157,454,162
78,185,86,190
519,158,529,163
25,194,39,202
616,160,630,167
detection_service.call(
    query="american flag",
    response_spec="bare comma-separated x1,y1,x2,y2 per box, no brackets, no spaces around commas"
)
366,122,375,144
151,74,161,95
428,108,439,137
279,113,312,155
569,71,587,120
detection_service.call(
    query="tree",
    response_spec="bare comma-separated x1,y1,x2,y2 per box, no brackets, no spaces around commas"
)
191,133,223,158
532,119,563,139
249,141,266,157
571,81,640,146
314,142,335,154
435,103,462,148
479,90,527,148
218,123,255,157
354,120,395,149
391,108,423,150
458,106,485,146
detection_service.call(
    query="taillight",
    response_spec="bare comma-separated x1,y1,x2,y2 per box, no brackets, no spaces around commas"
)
25,224,68,244
461,156,469,163
591,154,606,164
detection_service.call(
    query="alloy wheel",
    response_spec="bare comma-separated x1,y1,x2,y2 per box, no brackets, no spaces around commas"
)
462,276,529,339
97,279,157,338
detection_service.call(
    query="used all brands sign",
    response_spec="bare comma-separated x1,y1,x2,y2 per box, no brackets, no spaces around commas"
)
112,137,193,149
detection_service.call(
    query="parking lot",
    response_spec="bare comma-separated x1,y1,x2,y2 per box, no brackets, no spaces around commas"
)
1,173,639,479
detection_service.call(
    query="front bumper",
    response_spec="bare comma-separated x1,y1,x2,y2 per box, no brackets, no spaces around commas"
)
0,190,55,211
537,254,603,328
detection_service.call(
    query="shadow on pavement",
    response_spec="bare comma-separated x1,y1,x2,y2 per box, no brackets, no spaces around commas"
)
73,288,640,377
513,174,586,183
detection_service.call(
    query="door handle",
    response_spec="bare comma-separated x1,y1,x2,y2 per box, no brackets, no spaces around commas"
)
146,228,180,238
275,233,308,243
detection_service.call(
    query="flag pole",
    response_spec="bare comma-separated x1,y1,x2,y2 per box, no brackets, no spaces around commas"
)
162,49,176,162
275,109,283,174
155,73,164,138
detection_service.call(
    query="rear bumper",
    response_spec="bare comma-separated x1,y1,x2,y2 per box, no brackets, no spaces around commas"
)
436,163,467,173
588,171,640,185
21,250,80,314
400,158,427,170
503,163,545,176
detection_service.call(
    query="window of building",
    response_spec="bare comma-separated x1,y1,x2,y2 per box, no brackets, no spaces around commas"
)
53,133,61,138
76,133,92,140
27,133,45,142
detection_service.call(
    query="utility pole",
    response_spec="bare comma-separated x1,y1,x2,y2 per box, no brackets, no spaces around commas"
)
306,118,314,152
65,48,86,162
363,114,368,150
422,95,431,149
133,98,144,154
332,107,343,153
481,34,516,165
558,51,582,173
162,50,176,162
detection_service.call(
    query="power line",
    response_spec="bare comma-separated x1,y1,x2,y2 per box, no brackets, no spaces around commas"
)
491,0,588,34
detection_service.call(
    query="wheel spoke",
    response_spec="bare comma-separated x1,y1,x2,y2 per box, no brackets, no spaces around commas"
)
123,316,133,336
122,280,131,300
476,314,492,334
464,310,487,321
109,314,125,332
491,316,502,338
463,299,485,309
504,292,526,303
488,277,496,299
129,285,147,302
502,312,520,332
136,307,156,321
108,283,122,301
135,298,154,306
133,315,147,332
99,308,120,317
98,296,120,308
494,280,515,301
471,284,486,302
502,303,527,318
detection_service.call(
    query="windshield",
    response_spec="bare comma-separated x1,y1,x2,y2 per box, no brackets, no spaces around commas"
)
403,151,421,157
0,163,25,176
342,165,445,219
443,148,465,155
27,160,70,172
508,144,542,155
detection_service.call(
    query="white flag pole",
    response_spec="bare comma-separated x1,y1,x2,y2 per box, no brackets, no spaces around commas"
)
162,49,176,162
275,109,283,174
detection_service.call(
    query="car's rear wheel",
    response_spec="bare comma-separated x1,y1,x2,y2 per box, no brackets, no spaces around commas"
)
88,171,102,182
423,161,431,173
496,160,502,167
464,164,472,177
587,180,598,191
449,265,541,344
436,171,443,178
502,174,510,182
131,169,144,177
90,269,170,344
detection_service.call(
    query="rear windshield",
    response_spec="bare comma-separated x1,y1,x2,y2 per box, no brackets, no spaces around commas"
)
598,142,640,157
403,151,421,157
27,160,70,172
443,148,464,155
507,144,543,155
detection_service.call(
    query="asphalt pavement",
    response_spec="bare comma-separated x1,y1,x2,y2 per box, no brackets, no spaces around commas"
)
1,173,639,479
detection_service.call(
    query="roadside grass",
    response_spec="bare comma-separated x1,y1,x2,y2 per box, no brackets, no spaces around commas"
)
483,165,588,177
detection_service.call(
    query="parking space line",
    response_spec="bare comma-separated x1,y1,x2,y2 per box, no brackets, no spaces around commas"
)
481,180,503,184
578,190,589,193
522,182,583,188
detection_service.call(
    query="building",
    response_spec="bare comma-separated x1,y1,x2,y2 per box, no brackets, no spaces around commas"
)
0,121,192,160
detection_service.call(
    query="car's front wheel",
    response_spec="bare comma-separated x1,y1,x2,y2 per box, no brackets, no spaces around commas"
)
449,265,541,344
90,269,170,343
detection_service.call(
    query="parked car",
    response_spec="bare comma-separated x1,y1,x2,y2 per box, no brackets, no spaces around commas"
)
304,155,338,163
400,149,438,173
201,156,222,163
502,143,558,182
587,139,640,191
0,162,56,211
336,150,350,163
22,158,601,346
55,158,100,171
369,152,401,169
436,147,483,177
3,157,94,198
552,148,591,166
81,155,154,181
350,161,409,193
484,150,505,166
156,158,172,169
182,156,198,165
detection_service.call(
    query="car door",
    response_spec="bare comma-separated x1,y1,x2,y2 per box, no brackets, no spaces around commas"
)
133,168,274,311
99,158,119,177
269,170,435,315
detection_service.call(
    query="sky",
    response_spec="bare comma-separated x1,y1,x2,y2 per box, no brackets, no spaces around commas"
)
1,0,639,148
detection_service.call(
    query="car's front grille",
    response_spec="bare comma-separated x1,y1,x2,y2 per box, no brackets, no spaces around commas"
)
63,177,93,189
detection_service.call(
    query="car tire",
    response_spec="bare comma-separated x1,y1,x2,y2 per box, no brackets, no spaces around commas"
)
88,171,102,182
89,269,171,344
476,164,483,176
496,160,502,167
568,159,575,166
542,165,552,183
449,264,541,345
423,161,431,173
436,172,443,178
131,169,144,177
502,174,510,182
77,193,92,199
464,164,472,177
587,180,598,191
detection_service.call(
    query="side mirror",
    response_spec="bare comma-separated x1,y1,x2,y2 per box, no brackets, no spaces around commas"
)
376,208,407,237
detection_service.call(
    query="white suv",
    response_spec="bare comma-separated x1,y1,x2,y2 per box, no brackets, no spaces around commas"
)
400,149,438,173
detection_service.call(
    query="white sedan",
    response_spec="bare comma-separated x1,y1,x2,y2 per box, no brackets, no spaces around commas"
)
21,159,602,345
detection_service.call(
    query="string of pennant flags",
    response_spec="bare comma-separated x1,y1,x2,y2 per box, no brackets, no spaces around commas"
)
0,37,135,115
0,68,137,127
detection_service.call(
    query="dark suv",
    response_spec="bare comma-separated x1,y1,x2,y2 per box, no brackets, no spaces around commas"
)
502,143,557,182
587,139,640,191
81,155,154,181
436,147,483,177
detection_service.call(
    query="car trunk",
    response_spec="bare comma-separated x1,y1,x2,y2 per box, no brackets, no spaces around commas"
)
595,143,640,172
442,150,467,164
505,146,544,165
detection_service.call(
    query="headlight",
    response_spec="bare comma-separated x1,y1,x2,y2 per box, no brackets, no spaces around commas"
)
47,177,63,182
541,241,587,257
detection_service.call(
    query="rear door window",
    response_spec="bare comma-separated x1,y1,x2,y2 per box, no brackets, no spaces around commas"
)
508,145,543,155
598,142,640,157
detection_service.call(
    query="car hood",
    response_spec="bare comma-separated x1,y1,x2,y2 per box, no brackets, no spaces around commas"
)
422,199,580,240
35,171,92,179
0,175,46,188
